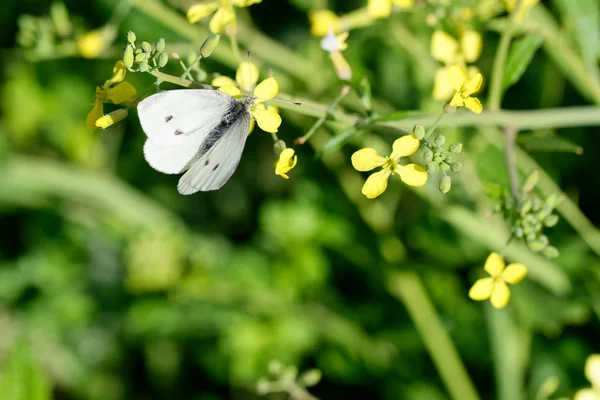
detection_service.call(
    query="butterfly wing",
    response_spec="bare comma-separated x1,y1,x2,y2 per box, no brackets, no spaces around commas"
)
177,110,251,194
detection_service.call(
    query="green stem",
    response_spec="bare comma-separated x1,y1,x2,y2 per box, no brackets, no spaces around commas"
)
487,0,524,110
387,272,481,400
424,111,445,139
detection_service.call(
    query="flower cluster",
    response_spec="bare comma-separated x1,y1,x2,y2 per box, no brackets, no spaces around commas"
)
420,127,464,194
187,0,262,34
122,32,169,72
351,134,428,199
469,252,527,309
86,61,137,130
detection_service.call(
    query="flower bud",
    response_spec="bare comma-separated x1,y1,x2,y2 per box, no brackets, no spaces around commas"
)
439,175,452,194
155,37,166,52
541,246,559,259
268,360,284,376
513,226,524,238
423,149,433,161
158,52,169,68
127,31,136,44
138,62,149,72
141,41,152,53
199,34,221,58
256,379,270,395
451,162,462,172
434,135,446,146
299,369,322,387
543,214,559,227
450,143,462,153
520,200,532,216
440,162,450,171
123,44,135,69
427,163,436,174
95,109,128,129
134,52,147,63
413,124,425,140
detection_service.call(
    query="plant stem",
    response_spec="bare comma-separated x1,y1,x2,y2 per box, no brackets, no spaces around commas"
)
388,272,481,400
505,126,520,200
487,0,524,110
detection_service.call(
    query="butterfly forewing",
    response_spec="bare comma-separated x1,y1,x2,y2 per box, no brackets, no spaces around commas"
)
177,110,251,194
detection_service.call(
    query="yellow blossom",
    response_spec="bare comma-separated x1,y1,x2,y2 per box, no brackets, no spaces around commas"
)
574,355,600,400
504,0,539,22
308,10,341,37
96,109,128,129
187,0,261,34
461,30,483,63
321,28,352,80
433,65,480,101
351,134,428,199
275,148,297,179
368,0,414,20
77,26,117,59
431,30,460,65
86,61,137,130
212,62,282,133
449,65,483,114
469,252,527,309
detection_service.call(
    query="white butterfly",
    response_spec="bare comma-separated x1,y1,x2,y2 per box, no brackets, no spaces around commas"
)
137,89,253,195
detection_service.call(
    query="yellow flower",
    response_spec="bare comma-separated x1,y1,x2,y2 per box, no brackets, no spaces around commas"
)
212,62,282,133
574,355,600,400
77,26,117,59
308,10,341,37
351,134,428,199
86,61,137,130
433,65,480,101
187,0,261,34
504,0,539,22
321,28,352,80
468,252,527,309
96,109,128,129
461,30,483,63
368,0,414,20
449,65,483,114
431,29,482,65
275,148,297,179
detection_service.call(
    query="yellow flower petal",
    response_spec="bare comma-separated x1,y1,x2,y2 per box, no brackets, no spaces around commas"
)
351,148,385,171
465,97,483,114
490,281,511,308
396,163,428,187
484,252,505,277
275,148,297,179
433,67,454,101
95,109,128,129
574,389,600,400
253,77,279,101
392,0,414,7
450,92,465,107
308,10,341,37
362,169,391,199
585,355,600,388
232,0,262,6
468,277,494,301
501,263,527,284
209,5,235,34
390,134,420,159
463,73,483,96
105,61,127,87
461,30,483,63
86,98,104,131
368,0,392,19
236,62,260,92
212,76,237,87
251,107,282,133
187,2,219,24
106,82,137,105
218,85,243,98
449,65,467,91
431,30,460,65
77,27,116,59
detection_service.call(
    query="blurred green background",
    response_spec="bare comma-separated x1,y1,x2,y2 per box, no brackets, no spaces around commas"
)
1,0,600,399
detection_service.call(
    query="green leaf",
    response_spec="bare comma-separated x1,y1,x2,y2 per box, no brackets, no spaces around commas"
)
502,34,544,92
554,0,600,70
517,133,583,154
0,340,52,400
317,127,360,158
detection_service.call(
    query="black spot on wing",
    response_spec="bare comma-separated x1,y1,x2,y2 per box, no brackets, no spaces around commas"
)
212,163,219,171
204,160,210,166
165,115,173,122
174,129,184,136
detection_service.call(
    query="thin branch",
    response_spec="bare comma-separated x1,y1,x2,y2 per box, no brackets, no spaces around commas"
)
505,126,520,201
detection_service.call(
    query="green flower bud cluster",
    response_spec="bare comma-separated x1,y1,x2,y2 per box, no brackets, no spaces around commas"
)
489,171,563,259
256,360,321,397
123,32,169,72
420,130,463,194
17,3,73,54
